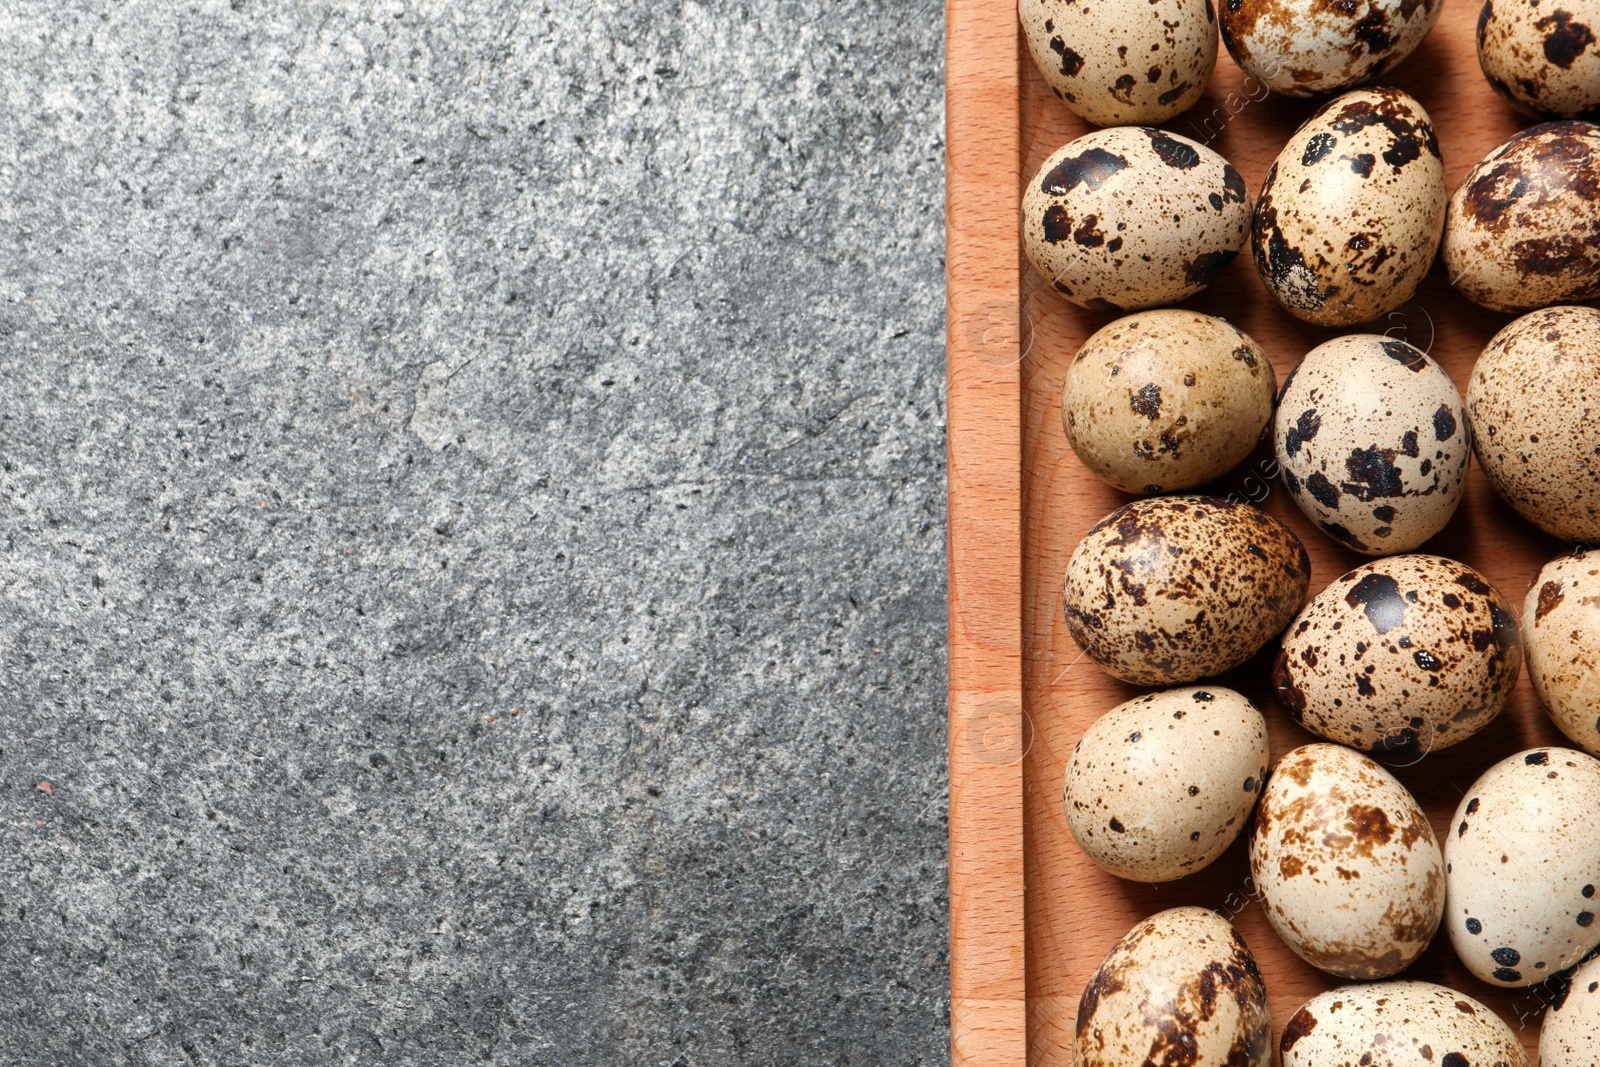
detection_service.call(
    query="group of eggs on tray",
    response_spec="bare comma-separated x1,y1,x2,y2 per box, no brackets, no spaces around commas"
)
1017,0,1600,1062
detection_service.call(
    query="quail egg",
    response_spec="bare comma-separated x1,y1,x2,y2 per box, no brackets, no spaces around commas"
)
1478,0,1600,119
1274,334,1469,555
1274,554,1521,757
1541,947,1600,1067
1253,88,1445,326
1525,548,1600,756
1280,981,1529,1067
1445,747,1600,987
1064,310,1276,495
1219,0,1443,96
1065,495,1311,685
1024,127,1250,311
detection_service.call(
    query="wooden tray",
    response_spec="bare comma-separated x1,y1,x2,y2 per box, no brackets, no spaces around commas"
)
946,2,1578,1063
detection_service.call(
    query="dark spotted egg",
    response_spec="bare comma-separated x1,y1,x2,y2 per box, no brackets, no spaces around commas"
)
1273,334,1469,555
1020,0,1217,126
1524,548,1600,757
1023,127,1250,311
1541,948,1600,1067
1076,907,1271,1067
1220,0,1443,96
1274,554,1521,757
1467,306,1600,541
1279,982,1530,1067
1064,496,1311,685
1065,687,1270,882
1252,88,1445,326
1478,0,1600,119
1444,747,1600,987
1250,744,1443,979
1444,121,1600,312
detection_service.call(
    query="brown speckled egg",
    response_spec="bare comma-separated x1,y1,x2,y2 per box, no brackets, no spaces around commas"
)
1467,306,1600,541
1023,128,1250,312
1525,549,1600,756
1252,89,1445,326
1541,948,1600,1067
1274,554,1522,757
1444,747,1600,987
1065,496,1311,685
1220,0,1443,96
1065,687,1270,882
1021,0,1218,125
1279,982,1529,1067
1064,311,1276,495
1478,0,1600,119
1250,744,1443,978
1443,121,1600,312
1076,907,1271,1067
1273,334,1469,555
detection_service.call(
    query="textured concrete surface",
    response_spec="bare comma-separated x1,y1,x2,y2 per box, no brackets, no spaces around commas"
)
0,2,947,1064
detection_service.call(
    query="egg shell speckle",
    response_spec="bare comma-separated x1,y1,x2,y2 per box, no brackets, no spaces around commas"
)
1443,121,1600,312
1065,687,1270,882
1023,127,1250,312
1525,548,1600,756
1076,907,1271,1067
1279,981,1530,1067
1064,310,1276,495
1021,0,1218,125
1478,0,1600,119
1249,744,1443,979
1252,88,1445,326
1273,334,1469,555
1064,496,1311,686
1467,306,1600,542
1540,947,1600,1067
1444,747,1600,987
1219,0,1443,96
1274,554,1521,757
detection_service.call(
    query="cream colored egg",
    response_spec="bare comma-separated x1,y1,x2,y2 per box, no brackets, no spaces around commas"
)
1279,982,1529,1067
1468,306,1600,542
1220,0,1443,96
1024,127,1250,312
1252,89,1445,326
1478,0,1600,119
1064,311,1276,495
1444,122,1600,312
1273,334,1469,555
1249,744,1443,978
1065,687,1270,882
1541,948,1600,1067
1446,748,1600,987
1076,907,1271,1067
1021,0,1217,125
1274,554,1521,756
1064,496,1311,685
1525,549,1600,756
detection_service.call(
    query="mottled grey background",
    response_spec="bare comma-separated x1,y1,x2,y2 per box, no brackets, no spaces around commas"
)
0,2,947,1064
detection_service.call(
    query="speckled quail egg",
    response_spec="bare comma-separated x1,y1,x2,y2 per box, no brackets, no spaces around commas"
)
1076,907,1271,1067
1446,747,1600,987
1064,495,1311,685
1467,306,1600,541
1253,89,1445,326
1541,947,1600,1067
1065,687,1270,882
1274,554,1521,757
1444,121,1600,312
1273,334,1469,555
1249,744,1444,978
1279,981,1530,1067
1064,311,1276,495
1479,0,1600,119
1219,0,1443,96
1024,127,1250,312
1021,0,1218,125
1525,549,1600,756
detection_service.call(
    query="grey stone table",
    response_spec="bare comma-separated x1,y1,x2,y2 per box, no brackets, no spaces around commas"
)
0,2,947,1063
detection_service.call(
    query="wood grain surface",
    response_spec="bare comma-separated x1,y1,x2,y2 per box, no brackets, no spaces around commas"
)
947,0,1582,1062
